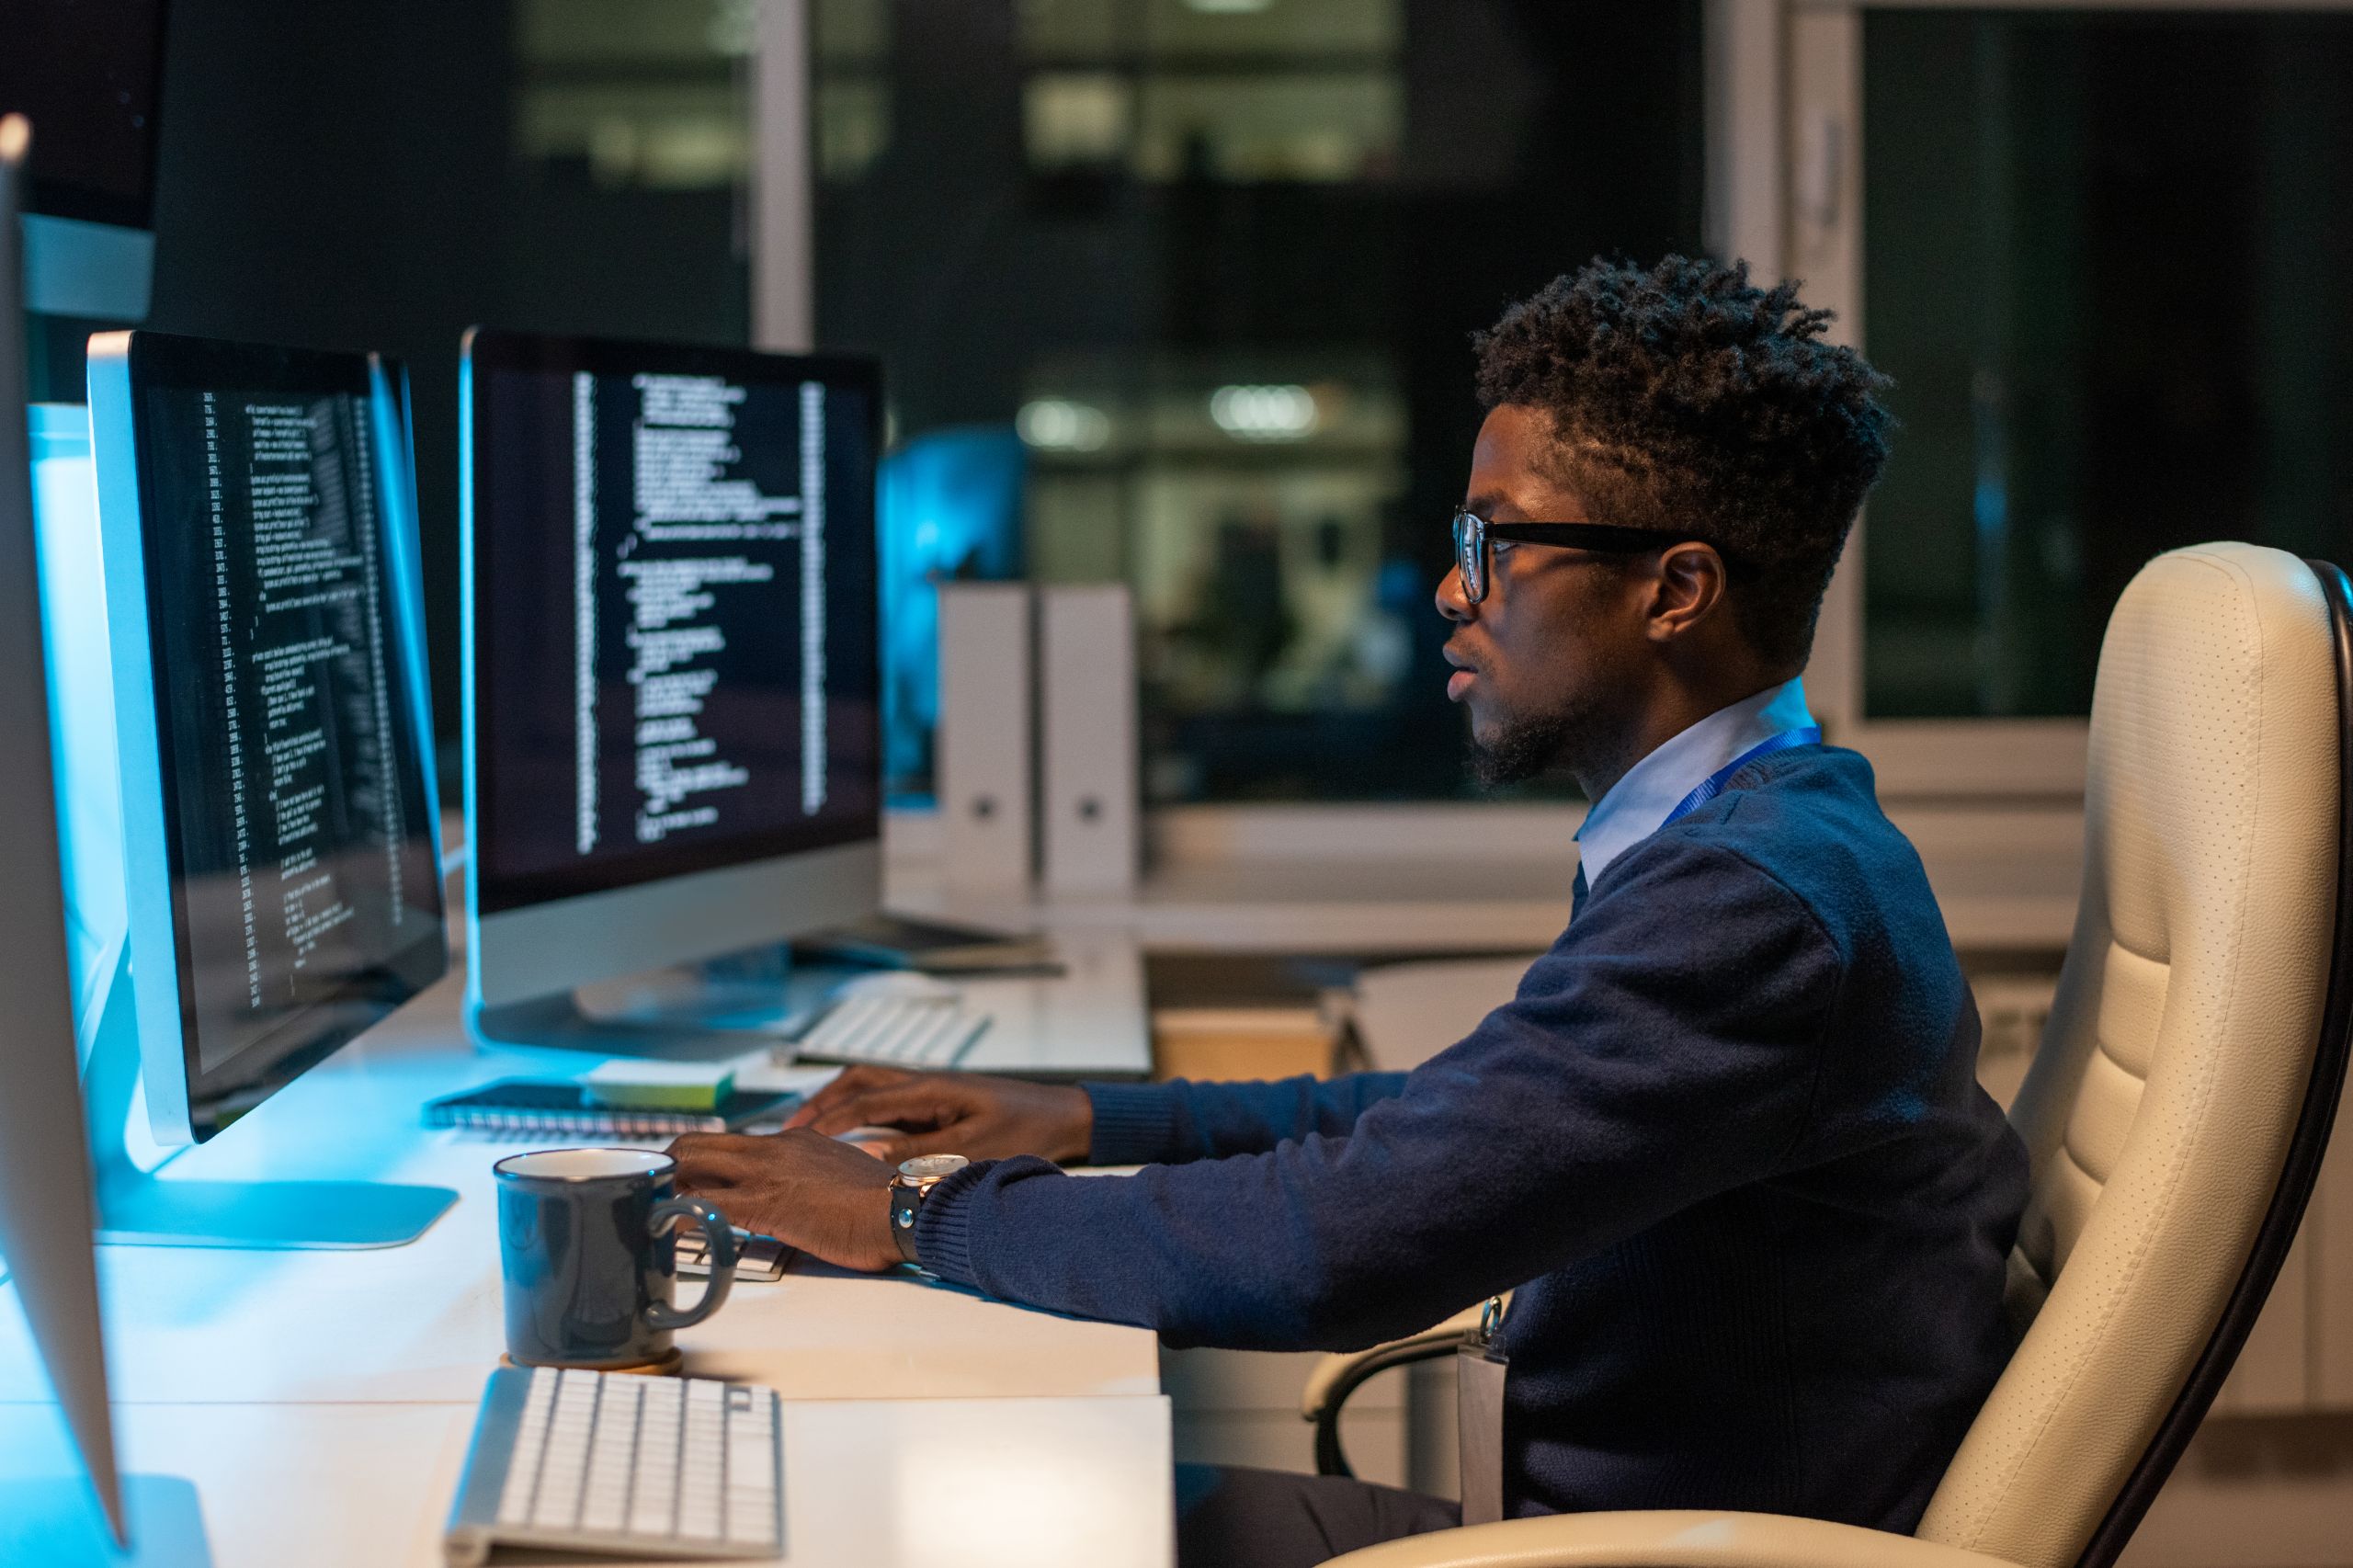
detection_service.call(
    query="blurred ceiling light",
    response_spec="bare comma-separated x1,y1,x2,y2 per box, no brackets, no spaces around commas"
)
1017,398,1112,452
1185,0,1277,12
639,119,746,188
1025,73,1133,168
1210,384,1318,441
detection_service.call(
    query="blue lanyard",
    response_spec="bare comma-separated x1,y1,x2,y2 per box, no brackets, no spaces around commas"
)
1660,726,1823,828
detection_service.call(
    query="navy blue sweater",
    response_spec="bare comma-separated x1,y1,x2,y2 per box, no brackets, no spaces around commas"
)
916,746,2029,1531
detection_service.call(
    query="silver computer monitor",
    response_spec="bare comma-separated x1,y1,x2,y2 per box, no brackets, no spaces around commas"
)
460,331,883,1052
0,109,125,1549
61,329,458,1248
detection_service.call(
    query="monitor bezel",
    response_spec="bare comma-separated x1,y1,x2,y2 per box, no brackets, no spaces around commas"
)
461,327,886,919
91,329,449,1142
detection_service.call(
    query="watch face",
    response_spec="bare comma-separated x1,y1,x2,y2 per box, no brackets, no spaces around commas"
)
897,1153,970,1182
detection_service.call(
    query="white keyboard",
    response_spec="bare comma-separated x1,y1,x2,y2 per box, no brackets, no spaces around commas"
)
677,1226,794,1281
792,995,989,1068
445,1365,782,1564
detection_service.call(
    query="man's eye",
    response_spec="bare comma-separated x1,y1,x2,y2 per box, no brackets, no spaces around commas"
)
1491,538,1517,555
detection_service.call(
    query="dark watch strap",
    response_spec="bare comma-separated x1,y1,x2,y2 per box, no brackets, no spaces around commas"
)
889,1181,924,1265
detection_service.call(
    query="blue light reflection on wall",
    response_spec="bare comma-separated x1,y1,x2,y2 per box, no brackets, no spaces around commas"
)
27,404,123,1033
879,425,1024,803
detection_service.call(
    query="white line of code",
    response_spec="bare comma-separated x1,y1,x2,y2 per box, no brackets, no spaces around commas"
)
624,372,805,844
798,381,827,815
574,371,599,855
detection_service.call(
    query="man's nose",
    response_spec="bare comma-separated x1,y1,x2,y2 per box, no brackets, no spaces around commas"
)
1437,562,1473,623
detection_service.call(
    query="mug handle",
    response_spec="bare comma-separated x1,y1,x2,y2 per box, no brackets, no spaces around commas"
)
645,1196,737,1331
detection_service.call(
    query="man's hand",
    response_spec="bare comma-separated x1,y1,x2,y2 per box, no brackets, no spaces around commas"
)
781,1065,1094,1165
667,1129,901,1272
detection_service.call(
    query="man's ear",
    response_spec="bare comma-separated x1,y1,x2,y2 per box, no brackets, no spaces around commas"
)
1645,542,1730,642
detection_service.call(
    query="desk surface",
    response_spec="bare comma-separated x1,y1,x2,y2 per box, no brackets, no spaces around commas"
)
1,940,1161,1408
0,930,1168,1565
0,1395,1175,1568
882,799,2084,957
890,856,2078,957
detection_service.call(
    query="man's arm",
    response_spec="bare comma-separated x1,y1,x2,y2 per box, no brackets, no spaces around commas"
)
1084,1072,1412,1165
780,1062,1412,1166
915,840,1845,1352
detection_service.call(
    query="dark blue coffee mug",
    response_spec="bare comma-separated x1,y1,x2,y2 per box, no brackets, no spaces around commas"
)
493,1148,738,1369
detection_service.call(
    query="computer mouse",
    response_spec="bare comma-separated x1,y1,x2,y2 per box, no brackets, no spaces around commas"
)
833,970,963,1003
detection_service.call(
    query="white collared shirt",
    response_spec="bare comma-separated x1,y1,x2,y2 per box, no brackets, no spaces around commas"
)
1572,676,1818,890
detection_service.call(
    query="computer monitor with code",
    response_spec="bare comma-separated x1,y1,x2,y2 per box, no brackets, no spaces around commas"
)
461,332,882,1051
69,329,456,1246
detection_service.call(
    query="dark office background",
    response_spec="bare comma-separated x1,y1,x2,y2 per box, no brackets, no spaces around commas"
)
29,2,2353,800
813,0,1705,801
1862,11,2353,721
103,0,1703,804
123,0,754,765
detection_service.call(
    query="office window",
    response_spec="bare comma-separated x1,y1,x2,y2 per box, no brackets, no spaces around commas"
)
513,0,755,189
815,0,892,182
816,0,1704,801
1860,11,2353,720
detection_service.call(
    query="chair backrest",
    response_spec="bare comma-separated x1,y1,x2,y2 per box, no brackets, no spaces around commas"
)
1916,544,2353,1568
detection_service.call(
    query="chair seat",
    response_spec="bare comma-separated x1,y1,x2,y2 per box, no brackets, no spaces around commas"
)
1324,1509,2025,1568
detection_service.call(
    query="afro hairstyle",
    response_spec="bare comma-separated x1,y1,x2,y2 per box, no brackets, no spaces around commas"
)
1472,255,1894,670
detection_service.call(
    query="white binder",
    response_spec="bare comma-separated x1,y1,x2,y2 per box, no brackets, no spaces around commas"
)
1040,585,1140,893
936,583,1034,892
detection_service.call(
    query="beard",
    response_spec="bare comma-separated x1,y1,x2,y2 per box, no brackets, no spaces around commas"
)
1465,694,1600,788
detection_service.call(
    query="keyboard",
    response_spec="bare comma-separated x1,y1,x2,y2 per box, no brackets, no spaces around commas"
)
677,1226,793,1281
445,1365,783,1564
791,994,989,1069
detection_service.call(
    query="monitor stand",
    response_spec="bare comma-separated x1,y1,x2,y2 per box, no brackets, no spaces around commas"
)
0,1471,211,1568
77,944,458,1250
467,943,836,1062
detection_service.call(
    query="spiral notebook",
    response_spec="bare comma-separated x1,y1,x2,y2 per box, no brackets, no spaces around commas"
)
422,1078,800,1138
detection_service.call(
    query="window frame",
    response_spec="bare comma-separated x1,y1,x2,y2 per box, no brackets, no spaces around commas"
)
1716,0,2353,800
754,0,816,354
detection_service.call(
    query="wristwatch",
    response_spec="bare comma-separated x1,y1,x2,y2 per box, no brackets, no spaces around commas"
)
887,1153,970,1265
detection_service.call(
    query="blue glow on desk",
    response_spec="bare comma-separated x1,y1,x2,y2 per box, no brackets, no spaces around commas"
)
0,1281,211,1565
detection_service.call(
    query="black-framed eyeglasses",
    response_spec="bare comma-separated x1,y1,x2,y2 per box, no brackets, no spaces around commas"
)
1448,507,1745,605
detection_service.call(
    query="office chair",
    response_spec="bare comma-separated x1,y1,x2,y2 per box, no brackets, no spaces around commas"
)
1305,544,2353,1568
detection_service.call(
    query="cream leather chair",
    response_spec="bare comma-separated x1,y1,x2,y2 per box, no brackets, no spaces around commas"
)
1308,544,2353,1568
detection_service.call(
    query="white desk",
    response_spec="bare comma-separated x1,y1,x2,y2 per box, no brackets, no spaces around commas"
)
0,933,1170,1566
0,1396,1174,1568
901,859,2080,957
882,801,2085,957
934,927,1154,1078
563,924,1154,1080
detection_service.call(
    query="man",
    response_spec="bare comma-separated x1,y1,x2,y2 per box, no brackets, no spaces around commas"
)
671,256,2029,1567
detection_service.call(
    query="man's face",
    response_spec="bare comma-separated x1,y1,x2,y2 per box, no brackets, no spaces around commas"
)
1438,404,1651,786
